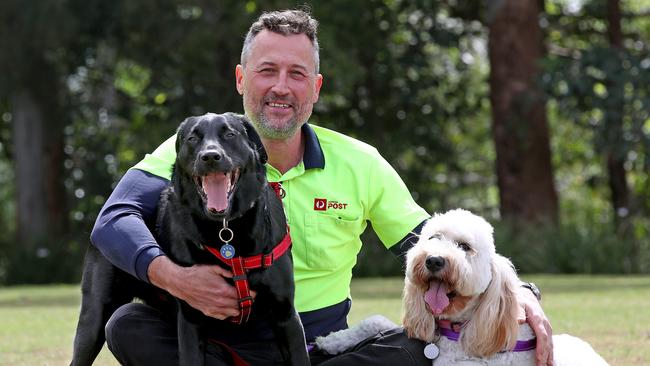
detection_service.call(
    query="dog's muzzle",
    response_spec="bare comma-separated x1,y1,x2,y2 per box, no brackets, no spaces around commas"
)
194,169,241,214
425,256,446,272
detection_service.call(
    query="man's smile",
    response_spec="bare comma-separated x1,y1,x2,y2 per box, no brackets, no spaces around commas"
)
267,102,292,108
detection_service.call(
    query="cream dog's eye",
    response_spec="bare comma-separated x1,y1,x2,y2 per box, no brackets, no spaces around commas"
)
429,232,443,240
457,242,472,252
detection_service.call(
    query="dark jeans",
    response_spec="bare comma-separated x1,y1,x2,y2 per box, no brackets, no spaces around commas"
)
105,303,430,365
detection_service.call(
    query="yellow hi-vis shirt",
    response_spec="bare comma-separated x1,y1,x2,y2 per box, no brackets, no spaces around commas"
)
133,123,430,312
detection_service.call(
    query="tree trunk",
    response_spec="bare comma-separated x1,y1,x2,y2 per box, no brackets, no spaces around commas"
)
605,0,632,231
488,0,558,224
11,58,67,251
12,92,48,244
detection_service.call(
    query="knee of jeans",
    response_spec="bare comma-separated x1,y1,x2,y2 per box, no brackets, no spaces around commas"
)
105,305,128,351
105,303,149,353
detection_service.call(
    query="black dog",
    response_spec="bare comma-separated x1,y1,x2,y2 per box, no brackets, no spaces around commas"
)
71,113,309,365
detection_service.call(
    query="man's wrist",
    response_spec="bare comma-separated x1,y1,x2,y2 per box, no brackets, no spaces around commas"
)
136,246,167,282
148,255,177,292
521,282,542,301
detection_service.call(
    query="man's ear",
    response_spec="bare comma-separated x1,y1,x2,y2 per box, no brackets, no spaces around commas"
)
312,73,323,103
175,116,198,153
229,113,267,164
235,64,244,95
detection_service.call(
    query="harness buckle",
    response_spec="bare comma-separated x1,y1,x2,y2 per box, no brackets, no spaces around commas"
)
262,253,274,268
239,296,254,305
232,274,248,282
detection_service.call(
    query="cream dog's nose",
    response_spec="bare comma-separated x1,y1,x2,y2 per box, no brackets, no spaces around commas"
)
425,256,446,272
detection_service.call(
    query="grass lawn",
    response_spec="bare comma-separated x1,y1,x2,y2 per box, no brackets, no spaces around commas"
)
0,275,648,365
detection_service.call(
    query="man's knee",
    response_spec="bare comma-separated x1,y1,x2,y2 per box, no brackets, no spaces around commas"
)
105,303,178,365
105,303,145,356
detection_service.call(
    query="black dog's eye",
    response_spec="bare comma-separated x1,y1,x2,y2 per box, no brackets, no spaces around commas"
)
456,242,472,252
224,131,237,139
187,136,198,143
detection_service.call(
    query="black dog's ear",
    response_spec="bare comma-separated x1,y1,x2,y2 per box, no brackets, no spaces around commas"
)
229,113,268,164
175,116,198,153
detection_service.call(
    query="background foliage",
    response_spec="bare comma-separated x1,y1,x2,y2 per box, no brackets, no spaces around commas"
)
1,0,649,283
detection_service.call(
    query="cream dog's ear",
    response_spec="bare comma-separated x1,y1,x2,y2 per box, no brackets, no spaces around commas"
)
460,254,520,357
402,279,436,343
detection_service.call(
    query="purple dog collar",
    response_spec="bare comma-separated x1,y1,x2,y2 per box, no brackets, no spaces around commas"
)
510,339,537,352
438,324,537,352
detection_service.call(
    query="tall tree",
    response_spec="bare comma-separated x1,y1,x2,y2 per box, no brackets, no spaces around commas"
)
604,0,632,232
1,2,71,251
11,71,67,246
542,0,650,231
487,0,559,224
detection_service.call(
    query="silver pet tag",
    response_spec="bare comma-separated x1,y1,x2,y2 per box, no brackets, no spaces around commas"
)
424,343,439,360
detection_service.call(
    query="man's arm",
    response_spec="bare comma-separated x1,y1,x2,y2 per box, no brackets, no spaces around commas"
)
91,168,241,319
90,168,168,282
517,287,554,366
388,219,428,263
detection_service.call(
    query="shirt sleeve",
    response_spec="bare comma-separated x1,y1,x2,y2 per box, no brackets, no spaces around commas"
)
389,219,428,262
367,151,430,249
90,168,169,283
131,134,177,180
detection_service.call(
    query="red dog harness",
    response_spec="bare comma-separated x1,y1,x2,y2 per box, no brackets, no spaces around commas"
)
204,229,291,324
204,182,290,324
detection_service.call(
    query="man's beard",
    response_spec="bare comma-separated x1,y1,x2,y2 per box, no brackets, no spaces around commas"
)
252,112,302,140
245,94,309,140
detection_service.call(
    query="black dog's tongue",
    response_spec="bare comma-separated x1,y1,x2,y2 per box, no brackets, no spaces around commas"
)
203,172,230,212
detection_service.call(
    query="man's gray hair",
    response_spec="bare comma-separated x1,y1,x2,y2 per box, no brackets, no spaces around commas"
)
241,9,320,74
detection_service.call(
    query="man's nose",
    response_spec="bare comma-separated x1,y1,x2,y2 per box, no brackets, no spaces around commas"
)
270,71,290,95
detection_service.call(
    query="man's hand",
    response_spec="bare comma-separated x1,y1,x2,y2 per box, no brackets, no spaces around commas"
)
148,256,247,320
517,286,554,366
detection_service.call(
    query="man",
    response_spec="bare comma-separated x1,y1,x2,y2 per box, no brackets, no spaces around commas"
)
92,9,553,366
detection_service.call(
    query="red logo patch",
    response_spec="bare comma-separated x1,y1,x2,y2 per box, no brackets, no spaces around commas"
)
314,198,349,211
314,198,327,211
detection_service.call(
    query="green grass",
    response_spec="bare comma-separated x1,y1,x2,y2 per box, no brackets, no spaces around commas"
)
1,275,649,365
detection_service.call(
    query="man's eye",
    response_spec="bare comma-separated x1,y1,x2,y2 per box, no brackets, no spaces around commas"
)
457,242,472,252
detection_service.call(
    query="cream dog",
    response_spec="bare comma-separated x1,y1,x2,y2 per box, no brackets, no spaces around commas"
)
402,209,609,365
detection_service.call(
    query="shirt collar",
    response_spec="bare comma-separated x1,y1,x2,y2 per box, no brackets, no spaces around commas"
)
302,123,325,169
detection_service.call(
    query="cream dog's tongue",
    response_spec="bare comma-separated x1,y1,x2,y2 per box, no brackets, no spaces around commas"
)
203,172,230,212
424,280,449,314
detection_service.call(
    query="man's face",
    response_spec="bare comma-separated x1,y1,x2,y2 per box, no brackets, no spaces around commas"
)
236,30,323,140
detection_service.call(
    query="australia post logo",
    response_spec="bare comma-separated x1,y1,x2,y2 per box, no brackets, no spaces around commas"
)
314,198,348,211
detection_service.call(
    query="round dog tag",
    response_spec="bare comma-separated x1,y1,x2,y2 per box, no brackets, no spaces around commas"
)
423,343,439,360
220,243,235,259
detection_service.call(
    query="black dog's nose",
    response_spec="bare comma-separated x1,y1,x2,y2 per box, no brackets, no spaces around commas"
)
200,150,222,162
425,256,446,272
